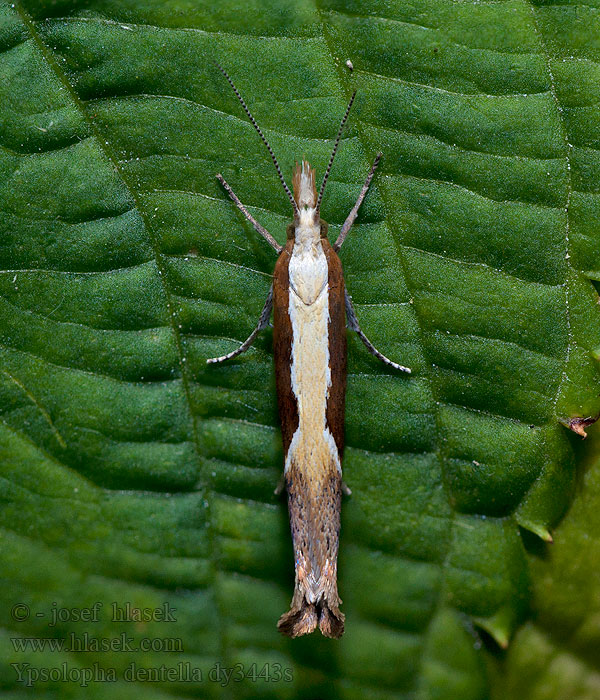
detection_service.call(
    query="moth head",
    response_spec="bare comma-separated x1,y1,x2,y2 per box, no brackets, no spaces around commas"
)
290,161,325,246
293,160,317,211
286,163,328,244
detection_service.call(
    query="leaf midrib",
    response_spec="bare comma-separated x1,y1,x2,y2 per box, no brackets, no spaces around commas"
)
527,1,574,422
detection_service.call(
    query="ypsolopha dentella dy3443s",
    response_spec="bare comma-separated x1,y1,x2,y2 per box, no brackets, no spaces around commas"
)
207,65,411,638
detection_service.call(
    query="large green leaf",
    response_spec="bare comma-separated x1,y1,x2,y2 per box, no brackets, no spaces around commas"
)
1,0,600,697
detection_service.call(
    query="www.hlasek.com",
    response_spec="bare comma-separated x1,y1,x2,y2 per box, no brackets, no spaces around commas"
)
12,661,294,687
12,632,183,653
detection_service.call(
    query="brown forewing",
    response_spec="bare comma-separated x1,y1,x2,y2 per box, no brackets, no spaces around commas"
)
322,239,347,459
272,240,298,454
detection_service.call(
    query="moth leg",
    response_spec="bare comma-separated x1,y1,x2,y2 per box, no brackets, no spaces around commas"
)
216,174,283,253
207,287,273,364
333,152,382,251
341,481,352,496
345,289,411,374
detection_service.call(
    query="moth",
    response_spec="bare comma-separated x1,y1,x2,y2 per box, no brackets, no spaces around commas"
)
207,66,410,638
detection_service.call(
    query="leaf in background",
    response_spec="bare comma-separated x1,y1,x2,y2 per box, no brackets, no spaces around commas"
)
489,425,600,700
1,0,600,698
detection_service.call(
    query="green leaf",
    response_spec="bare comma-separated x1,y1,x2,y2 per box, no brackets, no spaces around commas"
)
1,0,600,697
488,425,600,700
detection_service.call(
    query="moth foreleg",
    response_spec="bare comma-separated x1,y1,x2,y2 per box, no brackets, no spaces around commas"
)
207,286,273,364
333,152,382,251
345,289,411,374
216,174,283,253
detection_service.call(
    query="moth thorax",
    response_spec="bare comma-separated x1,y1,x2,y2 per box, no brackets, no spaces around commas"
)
294,216,321,249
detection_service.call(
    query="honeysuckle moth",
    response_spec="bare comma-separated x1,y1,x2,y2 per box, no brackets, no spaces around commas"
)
207,66,411,638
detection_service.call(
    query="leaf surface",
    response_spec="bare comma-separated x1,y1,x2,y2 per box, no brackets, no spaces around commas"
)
489,425,600,700
1,0,600,697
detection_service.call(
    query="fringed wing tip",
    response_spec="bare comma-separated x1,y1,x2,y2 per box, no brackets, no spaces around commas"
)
278,602,344,639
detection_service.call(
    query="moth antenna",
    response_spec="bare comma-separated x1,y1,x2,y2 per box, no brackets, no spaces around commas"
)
215,62,299,217
316,90,356,214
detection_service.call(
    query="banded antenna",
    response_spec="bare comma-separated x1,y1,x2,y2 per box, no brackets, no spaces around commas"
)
316,90,356,214
215,62,299,218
